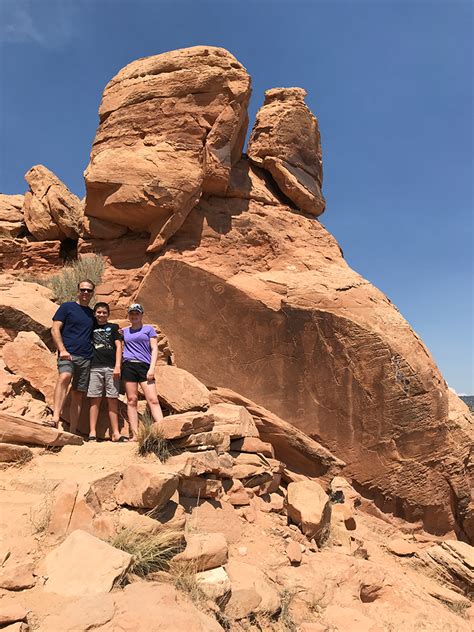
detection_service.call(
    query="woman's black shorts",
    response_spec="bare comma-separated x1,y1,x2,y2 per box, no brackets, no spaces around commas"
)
121,360,150,383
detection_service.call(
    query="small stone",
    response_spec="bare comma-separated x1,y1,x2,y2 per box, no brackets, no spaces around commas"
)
286,540,302,565
0,562,36,590
195,566,231,601
238,547,247,556
387,539,418,557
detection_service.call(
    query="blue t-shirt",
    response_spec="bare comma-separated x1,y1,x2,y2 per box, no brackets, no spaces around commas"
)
52,302,94,358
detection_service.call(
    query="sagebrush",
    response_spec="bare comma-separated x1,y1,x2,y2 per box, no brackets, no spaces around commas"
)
137,410,172,462
111,526,183,578
30,255,105,303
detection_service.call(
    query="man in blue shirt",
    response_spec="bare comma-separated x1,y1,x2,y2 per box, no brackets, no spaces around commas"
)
51,279,95,434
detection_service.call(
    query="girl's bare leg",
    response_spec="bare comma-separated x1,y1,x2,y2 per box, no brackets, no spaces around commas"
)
140,380,164,423
89,397,101,438
125,382,139,440
107,397,121,441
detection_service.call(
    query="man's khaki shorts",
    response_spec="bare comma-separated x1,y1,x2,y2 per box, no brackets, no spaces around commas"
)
87,366,119,399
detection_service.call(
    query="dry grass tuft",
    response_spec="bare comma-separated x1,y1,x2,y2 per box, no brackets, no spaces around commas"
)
137,412,172,462
29,492,53,535
111,526,183,578
26,254,105,303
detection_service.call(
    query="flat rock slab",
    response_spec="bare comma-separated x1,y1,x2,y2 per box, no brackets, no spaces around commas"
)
0,605,29,626
42,529,131,596
0,562,35,590
0,411,83,447
208,403,259,439
156,410,214,440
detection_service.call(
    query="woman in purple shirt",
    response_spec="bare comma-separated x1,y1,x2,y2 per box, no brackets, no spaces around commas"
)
121,303,164,441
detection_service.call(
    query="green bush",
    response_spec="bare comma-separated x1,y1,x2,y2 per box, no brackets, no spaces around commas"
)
35,255,105,303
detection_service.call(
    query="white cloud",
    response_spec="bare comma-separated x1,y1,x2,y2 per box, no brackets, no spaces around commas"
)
0,0,79,48
448,386,467,396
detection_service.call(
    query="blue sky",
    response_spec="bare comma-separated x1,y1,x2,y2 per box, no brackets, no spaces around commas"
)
0,0,472,392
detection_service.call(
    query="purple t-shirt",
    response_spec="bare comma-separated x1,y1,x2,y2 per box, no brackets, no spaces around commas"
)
122,325,157,365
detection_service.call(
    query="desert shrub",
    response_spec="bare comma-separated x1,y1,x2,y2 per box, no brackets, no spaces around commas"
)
30,254,105,303
137,411,172,462
111,526,183,578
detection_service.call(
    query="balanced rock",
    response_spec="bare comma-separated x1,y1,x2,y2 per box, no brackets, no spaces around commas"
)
286,480,332,544
84,46,251,252
0,194,25,237
114,464,178,509
23,164,83,240
248,87,325,216
42,529,131,596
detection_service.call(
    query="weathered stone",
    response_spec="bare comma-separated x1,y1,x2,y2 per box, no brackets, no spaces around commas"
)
173,430,231,452
0,562,35,590
417,540,474,596
167,449,229,478
195,566,231,601
0,443,33,463
24,164,83,240
332,503,357,531
85,46,251,253
0,411,83,447
82,215,127,239
178,477,223,499
225,479,252,506
387,538,418,557
0,194,25,237
286,480,332,544
0,276,56,348
230,436,275,458
115,464,179,509
286,540,302,565
42,529,131,596
224,560,280,619
0,239,63,276
172,533,228,571
156,410,214,440
155,365,210,412
0,605,29,626
248,87,325,216
208,403,259,439
3,332,56,405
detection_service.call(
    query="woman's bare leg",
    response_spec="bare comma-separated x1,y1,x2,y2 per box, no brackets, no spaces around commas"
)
140,380,164,423
125,382,139,441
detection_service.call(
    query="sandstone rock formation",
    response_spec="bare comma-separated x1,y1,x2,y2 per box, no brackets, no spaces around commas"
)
23,165,83,240
248,87,325,215
0,194,25,238
137,186,472,541
84,46,251,253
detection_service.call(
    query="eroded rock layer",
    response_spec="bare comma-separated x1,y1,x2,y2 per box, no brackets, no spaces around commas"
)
84,46,251,253
136,164,472,541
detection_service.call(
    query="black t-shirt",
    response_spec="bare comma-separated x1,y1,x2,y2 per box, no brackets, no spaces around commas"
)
91,323,122,368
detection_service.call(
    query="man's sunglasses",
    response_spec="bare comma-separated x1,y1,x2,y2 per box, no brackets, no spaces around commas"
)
79,288,94,293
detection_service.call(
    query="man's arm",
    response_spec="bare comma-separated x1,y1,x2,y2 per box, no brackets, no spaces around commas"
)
51,321,71,360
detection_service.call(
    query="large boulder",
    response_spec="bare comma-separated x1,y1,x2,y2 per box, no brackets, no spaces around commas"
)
0,194,25,237
2,332,56,405
136,159,473,541
286,480,332,544
23,165,83,240
84,46,251,253
0,276,56,348
248,87,325,216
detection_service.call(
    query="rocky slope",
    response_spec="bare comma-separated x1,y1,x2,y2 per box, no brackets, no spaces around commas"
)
0,44,472,630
